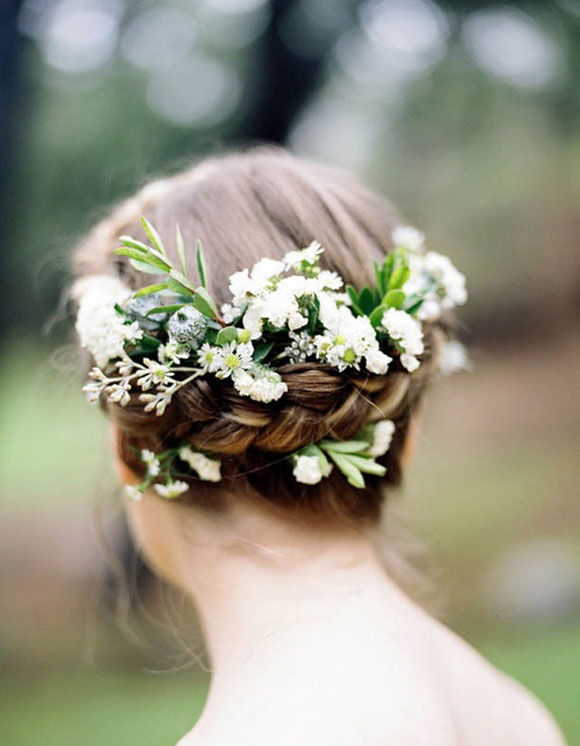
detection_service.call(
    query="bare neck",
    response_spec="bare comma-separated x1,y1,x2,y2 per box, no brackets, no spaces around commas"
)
171,501,414,744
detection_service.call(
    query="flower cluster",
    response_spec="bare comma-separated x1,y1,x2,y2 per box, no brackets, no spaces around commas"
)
75,216,467,492
125,445,222,501
124,418,395,501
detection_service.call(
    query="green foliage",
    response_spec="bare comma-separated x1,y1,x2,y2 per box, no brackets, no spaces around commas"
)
318,437,386,488
346,246,416,320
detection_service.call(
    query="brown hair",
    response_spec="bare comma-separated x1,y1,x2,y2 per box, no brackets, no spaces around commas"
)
73,148,444,524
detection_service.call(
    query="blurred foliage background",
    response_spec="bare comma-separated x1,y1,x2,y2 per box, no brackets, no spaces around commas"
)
1,0,579,744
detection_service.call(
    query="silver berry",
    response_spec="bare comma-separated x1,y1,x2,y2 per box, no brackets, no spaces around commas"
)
167,305,208,347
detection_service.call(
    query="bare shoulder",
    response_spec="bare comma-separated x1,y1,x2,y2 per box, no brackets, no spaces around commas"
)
430,618,567,746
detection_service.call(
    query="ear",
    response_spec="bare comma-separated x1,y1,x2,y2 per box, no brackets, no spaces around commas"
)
109,424,140,486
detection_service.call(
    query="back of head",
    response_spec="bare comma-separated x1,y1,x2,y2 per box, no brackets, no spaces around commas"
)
73,148,451,524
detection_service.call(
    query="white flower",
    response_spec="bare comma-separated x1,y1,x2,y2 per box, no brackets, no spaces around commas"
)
365,348,392,375
125,485,143,501
392,225,425,252
317,270,343,291
381,308,424,371
137,358,175,391
221,303,241,324
82,381,103,404
158,341,189,366
178,446,221,482
367,420,396,457
228,258,284,305
400,353,420,372
214,341,254,379
232,365,287,403
423,251,467,309
285,330,316,363
107,380,131,407
438,340,470,375
74,275,142,368
154,480,189,499
141,449,160,477
284,240,324,268
197,343,221,373
139,390,172,416
293,455,324,485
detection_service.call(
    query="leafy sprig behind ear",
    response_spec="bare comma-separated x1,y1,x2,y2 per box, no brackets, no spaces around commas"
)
115,217,224,324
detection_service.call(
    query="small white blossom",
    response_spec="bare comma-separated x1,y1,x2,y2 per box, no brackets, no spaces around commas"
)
141,449,160,477
381,308,424,371
438,340,471,375
197,343,221,373
367,420,396,457
107,380,131,407
365,348,392,375
228,258,284,305
423,251,467,309
214,341,254,379
392,225,425,252
82,381,103,404
136,358,175,390
293,455,324,485
178,446,221,482
285,330,316,363
139,390,172,415
125,485,143,501
159,341,189,366
74,275,142,368
400,353,420,372
154,480,189,499
284,241,323,269
232,365,287,403
220,303,238,324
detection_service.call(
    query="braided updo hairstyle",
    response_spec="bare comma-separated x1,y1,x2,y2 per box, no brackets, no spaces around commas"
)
73,149,445,524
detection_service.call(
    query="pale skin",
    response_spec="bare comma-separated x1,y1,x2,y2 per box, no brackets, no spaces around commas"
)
115,426,566,746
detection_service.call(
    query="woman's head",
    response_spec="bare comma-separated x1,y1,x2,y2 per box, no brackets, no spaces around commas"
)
73,148,448,546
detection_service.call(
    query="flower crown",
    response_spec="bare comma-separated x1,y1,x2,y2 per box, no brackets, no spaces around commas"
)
75,219,467,498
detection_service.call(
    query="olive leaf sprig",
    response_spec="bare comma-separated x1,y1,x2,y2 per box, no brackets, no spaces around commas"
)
115,216,225,325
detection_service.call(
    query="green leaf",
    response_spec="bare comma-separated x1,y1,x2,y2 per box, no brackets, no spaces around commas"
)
307,295,320,333
145,304,185,316
326,452,365,489
388,265,411,291
115,247,170,273
346,285,363,316
169,268,195,293
193,287,218,319
196,240,208,289
373,260,386,298
176,225,187,278
253,341,274,363
358,287,375,315
381,254,395,289
119,236,150,253
215,326,238,346
384,289,406,309
369,305,387,328
405,295,425,316
129,258,165,275
319,440,370,454
167,277,192,296
140,216,166,255
114,303,128,317
317,449,333,477
346,454,387,476
133,282,169,298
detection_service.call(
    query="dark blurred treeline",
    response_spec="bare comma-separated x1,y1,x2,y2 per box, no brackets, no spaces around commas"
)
1,0,579,346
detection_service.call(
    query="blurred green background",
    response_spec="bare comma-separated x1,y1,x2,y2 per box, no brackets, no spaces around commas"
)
1,0,579,744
